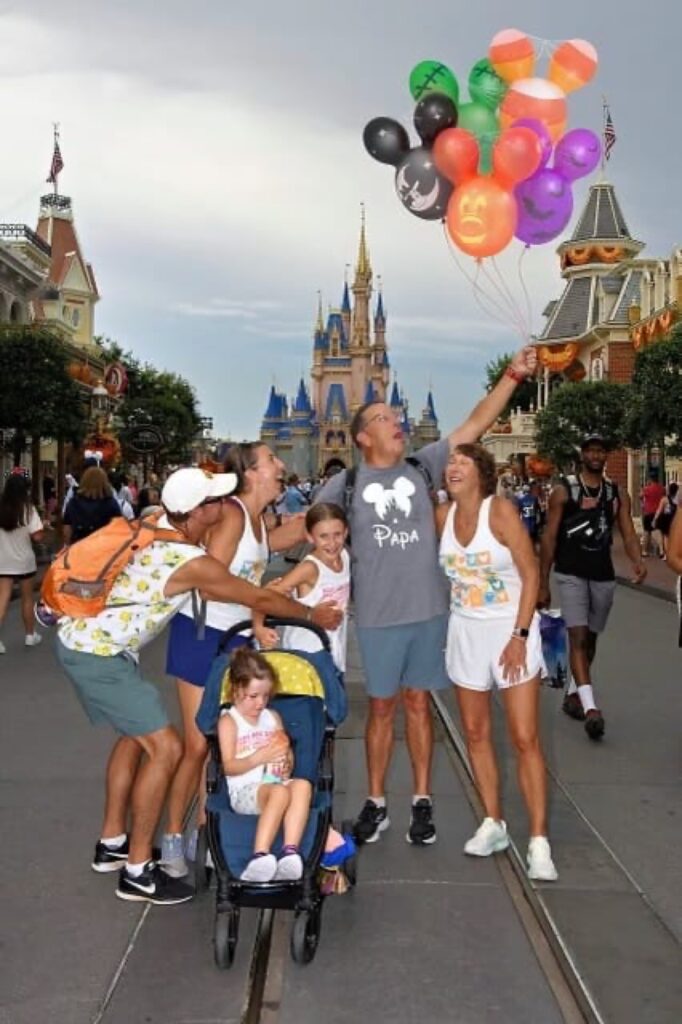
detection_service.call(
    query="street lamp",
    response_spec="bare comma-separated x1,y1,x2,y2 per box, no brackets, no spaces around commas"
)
91,381,109,419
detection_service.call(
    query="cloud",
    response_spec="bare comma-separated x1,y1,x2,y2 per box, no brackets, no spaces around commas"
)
172,298,283,319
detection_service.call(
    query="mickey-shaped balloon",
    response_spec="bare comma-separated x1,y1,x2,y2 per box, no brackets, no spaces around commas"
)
489,29,598,142
434,124,543,256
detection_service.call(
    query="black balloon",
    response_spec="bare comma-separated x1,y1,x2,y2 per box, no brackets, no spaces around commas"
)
413,92,458,146
363,116,410,167
394,147,452,221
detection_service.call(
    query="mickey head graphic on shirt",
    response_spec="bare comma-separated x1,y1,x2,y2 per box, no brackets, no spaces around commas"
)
362,477,415,519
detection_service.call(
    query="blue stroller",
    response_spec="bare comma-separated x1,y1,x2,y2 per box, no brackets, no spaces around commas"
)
195,617,354,967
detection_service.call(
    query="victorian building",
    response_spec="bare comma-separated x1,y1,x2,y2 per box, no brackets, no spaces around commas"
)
259,215,440,477
484,176,682,500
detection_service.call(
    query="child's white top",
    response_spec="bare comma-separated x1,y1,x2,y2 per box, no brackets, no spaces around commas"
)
224,706,280,800
281,549,350,670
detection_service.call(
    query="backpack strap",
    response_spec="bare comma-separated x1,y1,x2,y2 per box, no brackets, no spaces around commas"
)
406,456,434,498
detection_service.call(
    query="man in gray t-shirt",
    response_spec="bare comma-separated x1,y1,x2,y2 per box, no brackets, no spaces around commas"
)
316,347,538,847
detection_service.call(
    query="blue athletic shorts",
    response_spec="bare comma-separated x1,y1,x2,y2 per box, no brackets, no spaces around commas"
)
166,613,249,687
355,614,449,698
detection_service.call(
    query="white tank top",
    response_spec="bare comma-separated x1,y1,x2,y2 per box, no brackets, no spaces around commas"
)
281,549,350,670
439,496,521,619
181,497,269,630
224,706,281,800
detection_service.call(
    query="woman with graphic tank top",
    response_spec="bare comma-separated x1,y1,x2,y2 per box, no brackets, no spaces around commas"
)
162,442,310,877
436,444,558,882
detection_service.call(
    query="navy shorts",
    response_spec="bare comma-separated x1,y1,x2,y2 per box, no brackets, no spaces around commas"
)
166,613,249,687
356,614,449,698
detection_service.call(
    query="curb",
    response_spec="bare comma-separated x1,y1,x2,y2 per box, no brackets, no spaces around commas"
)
616,574,675,604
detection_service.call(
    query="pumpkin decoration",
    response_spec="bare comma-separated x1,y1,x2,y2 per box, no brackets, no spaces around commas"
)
537,342,579,371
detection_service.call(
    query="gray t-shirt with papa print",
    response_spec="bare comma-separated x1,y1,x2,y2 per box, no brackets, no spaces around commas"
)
315,438,450,628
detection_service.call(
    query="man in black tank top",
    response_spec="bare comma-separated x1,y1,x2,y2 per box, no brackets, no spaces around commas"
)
538,434,645,740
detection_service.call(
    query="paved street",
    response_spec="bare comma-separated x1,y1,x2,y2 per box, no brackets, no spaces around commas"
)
1,579,681,1023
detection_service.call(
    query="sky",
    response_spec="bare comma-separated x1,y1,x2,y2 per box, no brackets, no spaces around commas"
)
1,0,679,441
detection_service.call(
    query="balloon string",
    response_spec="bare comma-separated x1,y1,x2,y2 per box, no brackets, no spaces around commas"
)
489,256,531,340
442,224,526,335
517,246,535,341
478,259,529,342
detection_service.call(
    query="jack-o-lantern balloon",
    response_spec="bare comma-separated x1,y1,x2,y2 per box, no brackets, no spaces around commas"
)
446,177,517,258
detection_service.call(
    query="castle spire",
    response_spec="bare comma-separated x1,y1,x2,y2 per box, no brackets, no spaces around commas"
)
356,203,371,281
315,290,324,333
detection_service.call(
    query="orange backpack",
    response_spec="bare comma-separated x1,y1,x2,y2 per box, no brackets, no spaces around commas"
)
41,513,189,619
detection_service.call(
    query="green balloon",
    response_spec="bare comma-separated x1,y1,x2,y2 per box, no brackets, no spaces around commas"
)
468,58,507,112
409,60,459,106
458,102,500,174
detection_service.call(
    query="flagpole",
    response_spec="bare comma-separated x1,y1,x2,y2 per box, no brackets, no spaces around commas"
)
600,97,607,179
52,122,60,196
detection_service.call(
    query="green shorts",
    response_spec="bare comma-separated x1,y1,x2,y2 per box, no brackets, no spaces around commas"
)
56,640,169,737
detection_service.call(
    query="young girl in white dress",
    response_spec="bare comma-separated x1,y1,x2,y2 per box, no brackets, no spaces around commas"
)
218,648,312,883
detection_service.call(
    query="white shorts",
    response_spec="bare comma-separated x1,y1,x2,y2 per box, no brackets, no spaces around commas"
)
445,613,544,692
228,778,290,815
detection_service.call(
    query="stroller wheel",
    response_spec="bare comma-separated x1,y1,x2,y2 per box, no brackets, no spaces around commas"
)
214,907,239,969
194,825,211,892
290,906,321,965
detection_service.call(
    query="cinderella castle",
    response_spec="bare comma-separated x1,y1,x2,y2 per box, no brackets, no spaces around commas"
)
259,214,440,477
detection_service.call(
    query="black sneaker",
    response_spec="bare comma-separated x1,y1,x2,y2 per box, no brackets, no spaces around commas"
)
115,862,194,905
352,800,390,845
91,837,161,873
562,693,585,721
584,710,605,741
406,799,437,845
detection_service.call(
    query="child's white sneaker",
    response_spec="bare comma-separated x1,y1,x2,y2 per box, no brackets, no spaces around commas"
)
25,633,42,647
241,854,277,883
464,817,509,857
527,836,558,881
274,852,303,881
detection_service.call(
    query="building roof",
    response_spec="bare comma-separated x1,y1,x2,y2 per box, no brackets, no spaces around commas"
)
540,276,594,340
569,182,631,244
611,270,642,324
292,378,312,416
389,380,401,408
35,196,99,298
375,291,385,325
422,390,437,423
326,310,348,349
341,281,351,313
364,380,376,404
324,383,348,421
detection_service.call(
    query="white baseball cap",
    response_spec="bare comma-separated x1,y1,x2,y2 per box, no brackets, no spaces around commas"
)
161,467,237,514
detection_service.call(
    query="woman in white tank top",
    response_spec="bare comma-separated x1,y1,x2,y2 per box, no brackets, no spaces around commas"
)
162,443,313,874
435,443,557,883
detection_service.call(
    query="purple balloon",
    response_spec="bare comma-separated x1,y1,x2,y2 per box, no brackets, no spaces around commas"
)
511,117,553,169
553,129,601,183
514,169,574,246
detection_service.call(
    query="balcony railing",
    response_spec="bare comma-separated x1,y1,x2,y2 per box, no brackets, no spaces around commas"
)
0,223,51,257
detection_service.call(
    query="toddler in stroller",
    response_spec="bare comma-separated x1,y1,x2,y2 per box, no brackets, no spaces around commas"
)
195,615,355,966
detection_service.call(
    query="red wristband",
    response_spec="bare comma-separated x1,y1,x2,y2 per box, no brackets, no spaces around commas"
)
505,366,525,384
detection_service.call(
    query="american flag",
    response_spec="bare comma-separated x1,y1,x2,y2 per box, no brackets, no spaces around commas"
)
46,139,64,183
604,108,616,162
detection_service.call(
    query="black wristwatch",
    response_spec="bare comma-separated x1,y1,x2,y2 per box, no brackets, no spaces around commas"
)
511,626,529,639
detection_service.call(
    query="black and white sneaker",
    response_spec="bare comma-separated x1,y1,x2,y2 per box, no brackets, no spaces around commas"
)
91,837,161,873
116,862,194,905
352,800,390,845
406,799,437,845
92,838,129,873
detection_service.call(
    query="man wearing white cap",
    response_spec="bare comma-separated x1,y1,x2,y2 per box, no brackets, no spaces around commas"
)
55,467,342,906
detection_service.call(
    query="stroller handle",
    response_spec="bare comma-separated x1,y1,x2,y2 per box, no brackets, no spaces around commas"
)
219,616,332,654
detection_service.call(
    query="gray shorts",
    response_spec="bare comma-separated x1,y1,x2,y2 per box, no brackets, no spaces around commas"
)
56,640,169,737
554,573,616,634
356,614,449,699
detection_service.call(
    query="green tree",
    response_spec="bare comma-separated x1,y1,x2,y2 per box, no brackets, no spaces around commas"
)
485,352,537,417
0,326,87,467
97,337,202,464
626,327,682,480
534,380,632,470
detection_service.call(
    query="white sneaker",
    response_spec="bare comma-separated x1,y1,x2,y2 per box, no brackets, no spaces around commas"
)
241,854,277,883
0,639,5,654
274,852,303,881
24,633,42,648
527,836,558,881
464,817,510,857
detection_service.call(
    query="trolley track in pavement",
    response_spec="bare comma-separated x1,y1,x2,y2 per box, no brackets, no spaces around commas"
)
229,694,603,1024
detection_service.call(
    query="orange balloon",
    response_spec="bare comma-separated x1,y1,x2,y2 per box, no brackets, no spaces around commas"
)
500,78,567,141
548,39,598,94
492,126,543,186
489,28,535,84
446,178,517,258
433,127,479,185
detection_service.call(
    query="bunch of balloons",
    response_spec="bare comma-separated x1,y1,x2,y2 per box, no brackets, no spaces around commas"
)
362,29,602,260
